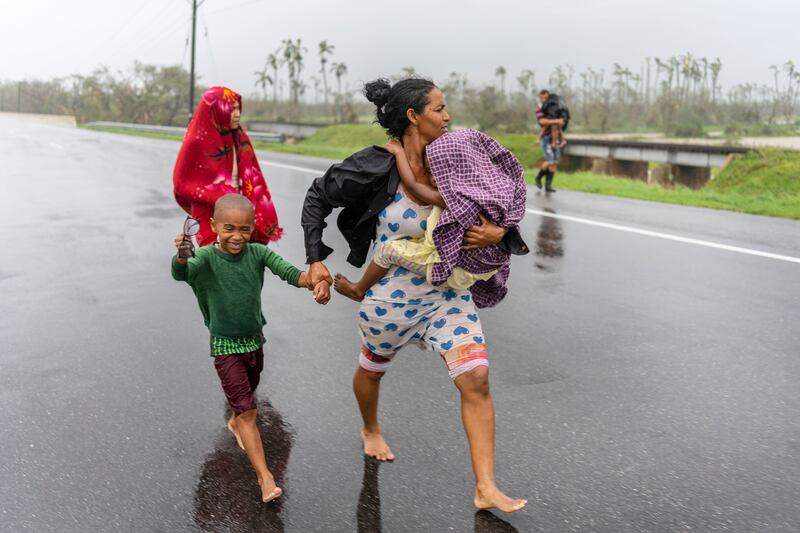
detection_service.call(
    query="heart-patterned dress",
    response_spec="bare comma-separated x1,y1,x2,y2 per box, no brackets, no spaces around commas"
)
357,185,487,379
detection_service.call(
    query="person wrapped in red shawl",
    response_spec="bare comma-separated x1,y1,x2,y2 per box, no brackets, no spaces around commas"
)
173,86,282,246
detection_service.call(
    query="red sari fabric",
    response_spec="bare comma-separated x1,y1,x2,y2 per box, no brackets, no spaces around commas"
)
173,86,282,246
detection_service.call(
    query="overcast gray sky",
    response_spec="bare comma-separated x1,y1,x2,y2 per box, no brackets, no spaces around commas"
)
2,0,798,97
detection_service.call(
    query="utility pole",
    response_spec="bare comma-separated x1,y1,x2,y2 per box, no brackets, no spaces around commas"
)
188,0,205,120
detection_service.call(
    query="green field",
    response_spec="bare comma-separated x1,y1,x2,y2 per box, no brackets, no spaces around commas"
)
87,124,800,220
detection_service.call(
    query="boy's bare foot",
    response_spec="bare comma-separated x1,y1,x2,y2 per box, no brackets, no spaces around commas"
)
260,478,283,503
334,273,365,302
227,415,244,450
258,474,283,503
474,485,527,513
361,428,395,461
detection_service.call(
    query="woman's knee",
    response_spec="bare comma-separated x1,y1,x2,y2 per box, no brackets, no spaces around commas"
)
455,365,490,396
355,365,385,382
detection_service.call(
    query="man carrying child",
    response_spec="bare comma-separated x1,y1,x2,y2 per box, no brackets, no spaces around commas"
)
533,89,567,193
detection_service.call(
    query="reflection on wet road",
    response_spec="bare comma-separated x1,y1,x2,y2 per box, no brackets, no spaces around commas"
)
356,456,381,533
474,510,520,533
534,207,564,271
193,400,293,532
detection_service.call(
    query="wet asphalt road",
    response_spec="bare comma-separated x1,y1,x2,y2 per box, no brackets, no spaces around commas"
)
1,116,799,533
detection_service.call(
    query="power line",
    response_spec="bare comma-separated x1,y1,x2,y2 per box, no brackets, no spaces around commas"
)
199,6,220,85
188,0,208,116
205,0,266,16
100,1,182,65
181,20,192,67
93,0,158,56
132,14,193,61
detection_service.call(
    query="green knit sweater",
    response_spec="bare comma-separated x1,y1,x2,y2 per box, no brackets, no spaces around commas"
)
171,243,302,338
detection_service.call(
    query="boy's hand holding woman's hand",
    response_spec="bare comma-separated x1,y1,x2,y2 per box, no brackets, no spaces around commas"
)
312,280,331,304
308,262,333,304
299,271,331,305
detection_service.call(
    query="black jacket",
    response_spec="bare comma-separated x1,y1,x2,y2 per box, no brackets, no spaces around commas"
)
301,146,528,267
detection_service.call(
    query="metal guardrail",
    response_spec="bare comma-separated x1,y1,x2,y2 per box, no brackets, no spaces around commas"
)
84,121,286,143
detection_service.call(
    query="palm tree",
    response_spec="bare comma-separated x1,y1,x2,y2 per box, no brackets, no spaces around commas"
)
331,61,348,122
281,38,307,106
318,40,334,111
783,61,797,119
709,58,722,104
331,61,348,96
516,69,535,96
310,75,321,104
253,67,270,102
266,51,281,103
495,65,507,94
769,64,780,123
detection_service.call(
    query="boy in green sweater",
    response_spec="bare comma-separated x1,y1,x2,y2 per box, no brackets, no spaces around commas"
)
172,194,329,503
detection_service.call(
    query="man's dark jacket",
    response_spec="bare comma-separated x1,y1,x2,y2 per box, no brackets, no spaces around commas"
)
301,146,527,267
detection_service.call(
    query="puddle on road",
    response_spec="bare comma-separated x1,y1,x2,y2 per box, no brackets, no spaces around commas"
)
474,510,520,532
533,208,564,272
135,189,181,219
356,455,382,532
0,271,21,282
136,206,181,220
140,188,172,206
500,366,566,386
192,399,293,532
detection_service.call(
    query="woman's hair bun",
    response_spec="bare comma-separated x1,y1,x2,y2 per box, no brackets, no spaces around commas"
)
364,78,392,108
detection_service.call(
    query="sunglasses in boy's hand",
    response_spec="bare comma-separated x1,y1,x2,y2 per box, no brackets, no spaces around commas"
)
179,216,200,258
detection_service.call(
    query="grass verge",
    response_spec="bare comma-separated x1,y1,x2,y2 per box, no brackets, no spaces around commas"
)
543,171,800,219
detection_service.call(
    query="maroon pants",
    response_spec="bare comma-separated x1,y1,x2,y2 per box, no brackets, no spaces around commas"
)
213,347,264,415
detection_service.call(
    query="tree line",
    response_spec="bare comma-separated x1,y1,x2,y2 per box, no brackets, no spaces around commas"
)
2,48,798,135
445,54,800,135
0,63,190,126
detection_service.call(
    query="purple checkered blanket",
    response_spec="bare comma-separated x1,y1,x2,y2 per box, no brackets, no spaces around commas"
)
427,129,527,308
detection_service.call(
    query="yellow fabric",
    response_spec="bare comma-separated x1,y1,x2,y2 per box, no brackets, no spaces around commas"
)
386,206,497,289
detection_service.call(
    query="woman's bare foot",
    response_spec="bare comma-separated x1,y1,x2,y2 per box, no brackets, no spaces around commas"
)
227,415,244,450
361,428,395,461
334,273,365,302
259,476,283,503
474,484,527,513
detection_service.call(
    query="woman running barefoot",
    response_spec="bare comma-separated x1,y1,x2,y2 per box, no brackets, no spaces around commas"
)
302,78,529,513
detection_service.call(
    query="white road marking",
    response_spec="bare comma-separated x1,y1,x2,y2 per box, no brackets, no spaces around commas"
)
260,159,325,175
48,142,64,150
259,158,800,265
527,208,800,264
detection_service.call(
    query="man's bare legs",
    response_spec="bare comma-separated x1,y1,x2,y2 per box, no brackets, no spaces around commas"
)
453,365,527,513
353,366,395,461
236,408,282,502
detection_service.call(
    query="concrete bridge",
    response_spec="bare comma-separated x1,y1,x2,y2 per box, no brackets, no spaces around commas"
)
563,139,750,188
